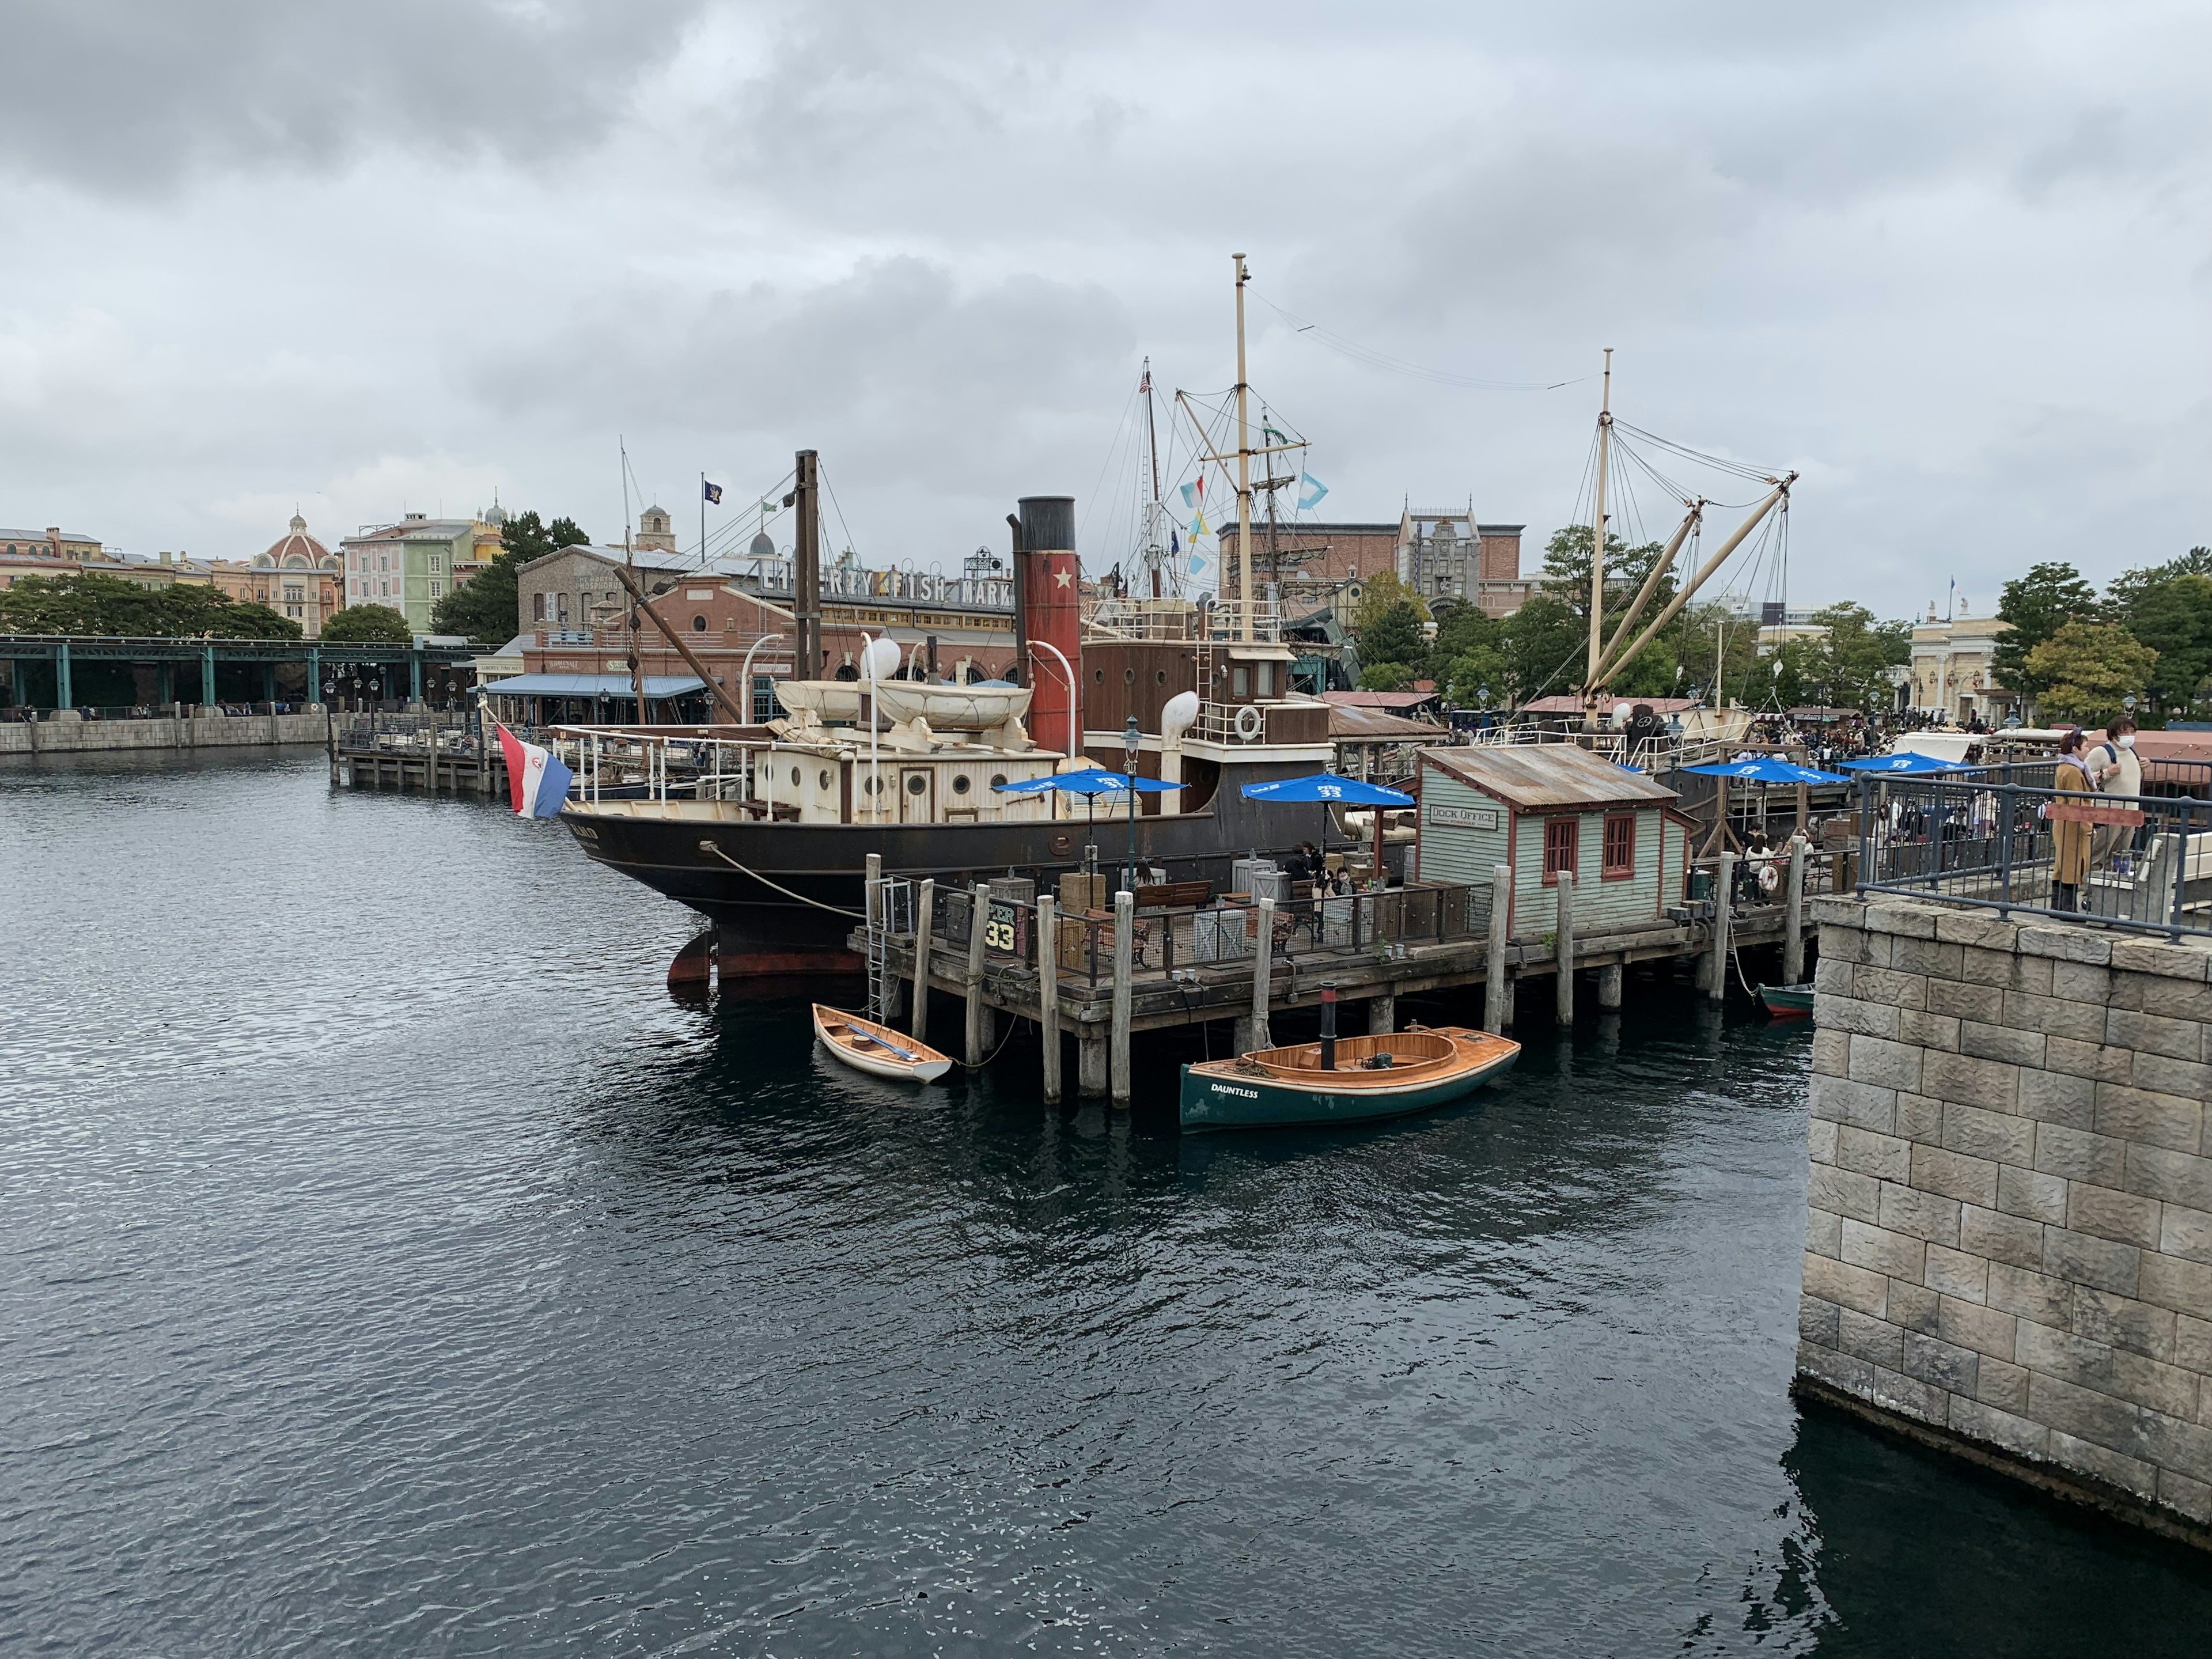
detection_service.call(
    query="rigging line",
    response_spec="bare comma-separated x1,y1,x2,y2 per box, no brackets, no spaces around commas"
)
1611,420,1775,481
817,465,860,563
1611,430,1770,511
1250,291,1590,391
1076,374,1145,550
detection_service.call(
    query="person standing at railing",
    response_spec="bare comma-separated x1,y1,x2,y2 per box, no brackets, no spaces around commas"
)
2050,729,2094,912
2085,715,2141,877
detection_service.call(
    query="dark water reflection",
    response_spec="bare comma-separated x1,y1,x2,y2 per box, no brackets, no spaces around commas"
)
5,751,2210,1656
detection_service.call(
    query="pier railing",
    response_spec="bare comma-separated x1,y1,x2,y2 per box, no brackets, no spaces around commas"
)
925,878,1494,993
1854,764,2212,941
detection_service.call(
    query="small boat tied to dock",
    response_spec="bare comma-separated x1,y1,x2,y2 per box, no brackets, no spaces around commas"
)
813,1004,953,1083
1180,983,1520,1130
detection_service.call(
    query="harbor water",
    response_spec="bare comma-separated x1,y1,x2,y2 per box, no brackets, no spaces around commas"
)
6,751,2212,1656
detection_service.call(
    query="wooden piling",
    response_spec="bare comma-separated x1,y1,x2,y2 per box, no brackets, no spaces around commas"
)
1038,892,1062,1104
1597,962,1623,1010
965,884,990,1065
911,878,934,1040
1248,896,1276,1052
1078,1028,1108,1097
1709,853,1734,1003
1555,871,1575,1024
1111,889,1134,1105
1370,993,1395,1035
1484,863,1512,1034
1783,838,1806,986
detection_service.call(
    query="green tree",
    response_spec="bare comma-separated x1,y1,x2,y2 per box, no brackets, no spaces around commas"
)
1803,602,1913,711
1358,660,1416,692
1498,593,1585,703
320,603,414,645
1539,522,1679,690
1344,579,1433,681
2106,554,2212,720
0,571,298,639
2106,546,2212,613
433,510,589,642
1991,562,2099,698
2023,621,2158,724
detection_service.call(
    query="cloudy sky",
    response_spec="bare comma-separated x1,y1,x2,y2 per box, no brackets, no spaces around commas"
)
2,0,2206,616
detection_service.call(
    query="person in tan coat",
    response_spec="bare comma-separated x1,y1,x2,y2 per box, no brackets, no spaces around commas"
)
2050,729,2094,911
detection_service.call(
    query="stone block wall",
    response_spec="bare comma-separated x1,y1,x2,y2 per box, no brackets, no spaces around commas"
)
1798,896,2212,1542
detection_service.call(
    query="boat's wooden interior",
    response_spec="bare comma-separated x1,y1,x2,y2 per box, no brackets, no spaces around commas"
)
815,1006,946,1063
1249,1030,1460,1085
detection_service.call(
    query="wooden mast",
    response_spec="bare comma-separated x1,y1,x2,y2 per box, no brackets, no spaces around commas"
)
1234,252,1253,641
1142,359,1162,598
622,435,646,724
793,449,820,679
1584,348,1612,729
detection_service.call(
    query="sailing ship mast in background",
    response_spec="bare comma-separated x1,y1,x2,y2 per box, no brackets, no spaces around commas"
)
1575,354,1799,726
1138,359,1170,599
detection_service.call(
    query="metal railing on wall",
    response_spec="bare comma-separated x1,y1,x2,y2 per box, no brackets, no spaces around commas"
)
1854,762,2212,941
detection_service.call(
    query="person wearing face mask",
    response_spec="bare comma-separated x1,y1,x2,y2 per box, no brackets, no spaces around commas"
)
2086,715,2142,878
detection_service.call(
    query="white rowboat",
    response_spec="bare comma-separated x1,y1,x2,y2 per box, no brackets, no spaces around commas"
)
812,1003,953,1083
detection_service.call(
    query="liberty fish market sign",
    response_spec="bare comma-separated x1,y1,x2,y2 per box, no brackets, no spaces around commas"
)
1426,802,1499,831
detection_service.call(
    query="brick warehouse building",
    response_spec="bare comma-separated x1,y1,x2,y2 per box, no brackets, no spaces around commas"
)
1221,507,1530,619
514,565,1019,721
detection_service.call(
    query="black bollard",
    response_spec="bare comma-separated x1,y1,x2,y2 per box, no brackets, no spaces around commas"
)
1320,981,1338,1070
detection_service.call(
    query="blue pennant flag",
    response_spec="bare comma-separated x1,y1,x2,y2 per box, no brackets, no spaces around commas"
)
703,479,723,504
1170,528,1180,555
1297,472,1329,511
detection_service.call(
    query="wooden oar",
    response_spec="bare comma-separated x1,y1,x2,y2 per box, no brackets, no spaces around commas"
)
847,1027,922,1064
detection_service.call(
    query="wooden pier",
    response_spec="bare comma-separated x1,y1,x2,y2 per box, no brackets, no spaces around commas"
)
847,857,1818,1104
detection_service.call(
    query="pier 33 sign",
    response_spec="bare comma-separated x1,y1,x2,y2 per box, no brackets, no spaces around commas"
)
1426,802,1499,831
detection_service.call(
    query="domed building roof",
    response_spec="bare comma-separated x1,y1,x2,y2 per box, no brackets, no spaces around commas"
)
257,512,337,571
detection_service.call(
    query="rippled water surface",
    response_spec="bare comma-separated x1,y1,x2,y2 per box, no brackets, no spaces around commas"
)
7,751,2212,1657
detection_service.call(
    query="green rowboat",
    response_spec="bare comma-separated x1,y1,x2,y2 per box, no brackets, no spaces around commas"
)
1180,1025,1520,1132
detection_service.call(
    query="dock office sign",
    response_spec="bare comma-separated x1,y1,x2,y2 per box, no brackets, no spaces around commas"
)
1426,802,1499,831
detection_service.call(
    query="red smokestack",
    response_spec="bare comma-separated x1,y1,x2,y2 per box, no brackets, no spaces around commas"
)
1016,496,1081,756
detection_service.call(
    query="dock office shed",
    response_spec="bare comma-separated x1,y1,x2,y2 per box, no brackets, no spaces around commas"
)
1413,746,1694,940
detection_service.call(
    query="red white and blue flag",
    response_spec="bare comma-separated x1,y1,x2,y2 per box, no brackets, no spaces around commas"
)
497,724,574,817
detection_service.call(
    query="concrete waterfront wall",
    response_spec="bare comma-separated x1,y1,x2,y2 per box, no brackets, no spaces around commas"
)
0,710,328,755
1798,895,2212,1547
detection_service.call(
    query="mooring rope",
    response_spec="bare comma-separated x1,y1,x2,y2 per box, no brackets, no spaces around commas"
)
698,842,868,920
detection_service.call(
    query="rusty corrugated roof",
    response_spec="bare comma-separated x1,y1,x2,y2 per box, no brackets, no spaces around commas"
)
1422,744,1678,809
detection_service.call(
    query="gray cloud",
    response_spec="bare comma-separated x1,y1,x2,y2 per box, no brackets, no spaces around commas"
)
0,0,703,193
0,0,2205,605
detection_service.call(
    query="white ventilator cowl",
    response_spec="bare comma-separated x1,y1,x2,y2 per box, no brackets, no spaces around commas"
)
861,635,903,679
1160,691,1202,737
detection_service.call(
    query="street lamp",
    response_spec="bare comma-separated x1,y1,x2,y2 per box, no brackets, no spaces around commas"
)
1123,715,1142,891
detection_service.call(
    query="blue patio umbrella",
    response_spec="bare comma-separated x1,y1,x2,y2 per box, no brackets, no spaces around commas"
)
1682,756,1847,865
995,768,1185,866
1239,774,1415,806
1835,751,1966,774
1242,773,1416,877
993,766,1183,796
1681,757,1850,785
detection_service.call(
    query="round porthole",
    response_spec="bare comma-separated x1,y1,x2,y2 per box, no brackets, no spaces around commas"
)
952,774,971,794
1123,668,1135,684
789,766,801,787
691,615,707,632
865,777,881,794
1093,668,1105,684
990,774,1009,789
817,770,831,790
907,774,927,794
1156,669,1167,685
